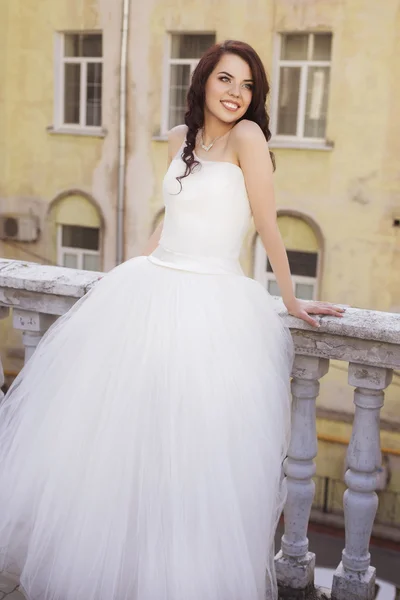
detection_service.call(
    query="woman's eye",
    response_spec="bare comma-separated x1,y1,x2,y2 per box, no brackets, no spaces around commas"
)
243,84,253,90
220,76,230,82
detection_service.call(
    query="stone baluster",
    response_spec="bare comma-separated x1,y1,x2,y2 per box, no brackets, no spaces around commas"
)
0,306,10,399
275,354,330,598
332,363,393,600
12,309,57,364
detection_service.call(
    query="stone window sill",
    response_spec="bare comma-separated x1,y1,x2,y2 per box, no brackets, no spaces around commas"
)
269,138,334,151
47,126,107,138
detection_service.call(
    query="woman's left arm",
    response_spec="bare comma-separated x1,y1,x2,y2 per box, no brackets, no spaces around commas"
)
235,120,345,328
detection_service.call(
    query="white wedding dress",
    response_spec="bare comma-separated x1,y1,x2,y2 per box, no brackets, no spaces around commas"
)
0,148,293,600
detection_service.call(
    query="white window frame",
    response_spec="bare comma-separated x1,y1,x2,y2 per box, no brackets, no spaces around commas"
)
271,32,332,144
54,32,103,133
161,33,214,136
292,274,318,300
254,236,318,300
57,225,101,271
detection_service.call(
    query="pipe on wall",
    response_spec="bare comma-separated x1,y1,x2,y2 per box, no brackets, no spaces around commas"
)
116,0,131,265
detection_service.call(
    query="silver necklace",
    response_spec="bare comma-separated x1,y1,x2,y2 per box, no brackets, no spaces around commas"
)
200,129,227,152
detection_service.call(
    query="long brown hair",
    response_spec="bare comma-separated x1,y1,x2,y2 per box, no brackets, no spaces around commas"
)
177,40,275,188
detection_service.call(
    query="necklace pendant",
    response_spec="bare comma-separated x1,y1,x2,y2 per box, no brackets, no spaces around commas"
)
201,142,213,152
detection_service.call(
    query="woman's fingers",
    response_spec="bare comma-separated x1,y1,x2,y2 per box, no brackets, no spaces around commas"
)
309,304,345,316
300,310,320,328
290,301,348,327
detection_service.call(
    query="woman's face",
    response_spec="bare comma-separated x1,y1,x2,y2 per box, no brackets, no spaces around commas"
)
204,53,253,125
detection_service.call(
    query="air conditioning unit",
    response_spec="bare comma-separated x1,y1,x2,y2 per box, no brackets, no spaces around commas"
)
0,214,39,242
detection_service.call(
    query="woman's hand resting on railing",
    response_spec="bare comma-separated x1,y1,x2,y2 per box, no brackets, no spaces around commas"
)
284,298,346,328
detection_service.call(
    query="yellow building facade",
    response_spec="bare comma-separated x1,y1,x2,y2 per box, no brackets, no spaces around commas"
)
0,0,399,510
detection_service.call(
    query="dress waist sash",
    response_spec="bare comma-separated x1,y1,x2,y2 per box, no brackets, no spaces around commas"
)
147,244,244,276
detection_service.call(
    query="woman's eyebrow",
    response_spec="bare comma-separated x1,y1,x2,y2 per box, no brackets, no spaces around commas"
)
218,71,254,82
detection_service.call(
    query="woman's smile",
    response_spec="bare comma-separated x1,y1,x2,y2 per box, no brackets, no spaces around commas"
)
220,99,241,112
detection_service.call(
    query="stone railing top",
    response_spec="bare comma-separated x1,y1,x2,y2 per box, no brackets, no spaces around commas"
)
0,258,399,348
278,304,400,346
0,258,102,298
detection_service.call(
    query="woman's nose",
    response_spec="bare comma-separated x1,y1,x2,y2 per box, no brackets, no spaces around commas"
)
228,84,240,98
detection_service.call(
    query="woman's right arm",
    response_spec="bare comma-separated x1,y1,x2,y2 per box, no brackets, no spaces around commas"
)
140,125,187,256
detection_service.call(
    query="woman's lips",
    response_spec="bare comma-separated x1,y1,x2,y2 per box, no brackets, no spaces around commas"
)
221,100,240,112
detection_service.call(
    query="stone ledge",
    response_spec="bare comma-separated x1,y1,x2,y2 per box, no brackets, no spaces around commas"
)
0,260,400,351
0,259,102,299
278,304,400,346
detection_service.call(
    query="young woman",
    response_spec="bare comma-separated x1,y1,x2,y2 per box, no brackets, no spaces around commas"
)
0,41,344,600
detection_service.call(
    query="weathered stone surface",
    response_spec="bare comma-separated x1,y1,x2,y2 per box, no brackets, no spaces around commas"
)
4,593,24,600
0,259,102,299
276,550,316,590
0,288,78,316
332,563,376,600
0,576,21,598
276,301,400,346
348,364,393,390
0,578,18,594
12,310,56,334
292,355,330,382
291,330,400,369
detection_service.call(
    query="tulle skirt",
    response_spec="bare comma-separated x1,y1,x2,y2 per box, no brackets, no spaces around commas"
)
0,256,293,600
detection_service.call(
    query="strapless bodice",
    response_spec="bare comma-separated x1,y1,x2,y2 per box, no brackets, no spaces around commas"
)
148,154,252,275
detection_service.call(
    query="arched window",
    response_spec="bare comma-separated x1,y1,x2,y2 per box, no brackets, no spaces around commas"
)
254,214,321,300
50,194,103,272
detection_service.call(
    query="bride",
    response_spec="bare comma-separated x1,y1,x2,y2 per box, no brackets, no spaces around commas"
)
0,40,344,600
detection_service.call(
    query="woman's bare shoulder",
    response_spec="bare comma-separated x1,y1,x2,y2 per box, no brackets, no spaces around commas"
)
232,119,265,142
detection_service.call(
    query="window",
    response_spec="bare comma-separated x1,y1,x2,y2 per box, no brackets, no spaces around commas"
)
265,250,318,300
58,225,101,271
56,33,103,129
163,33,216,132
273,33,332,141
253,215,320,300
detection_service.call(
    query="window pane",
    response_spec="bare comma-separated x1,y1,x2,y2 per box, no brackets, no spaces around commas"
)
287,250,318,277
64,33,102,58
281,34,308,60
86,63,102,126
277,67,300,135
295,282,314,300
64,64,81,124
64,34,80,57
170,34,215,59
169,64,191,128
62,225,100,250
304,66,330,138
313,34,332,61
63,253,78,269
267,279,281,297
83,253,101,272
82,34,102,57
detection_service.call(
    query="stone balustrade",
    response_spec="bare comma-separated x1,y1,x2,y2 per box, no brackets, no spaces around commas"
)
0,258,399,600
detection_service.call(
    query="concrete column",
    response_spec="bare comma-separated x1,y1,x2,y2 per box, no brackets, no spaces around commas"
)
332,364,393,600
0,306,10,399
12,310,57,364
275,354,329,599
